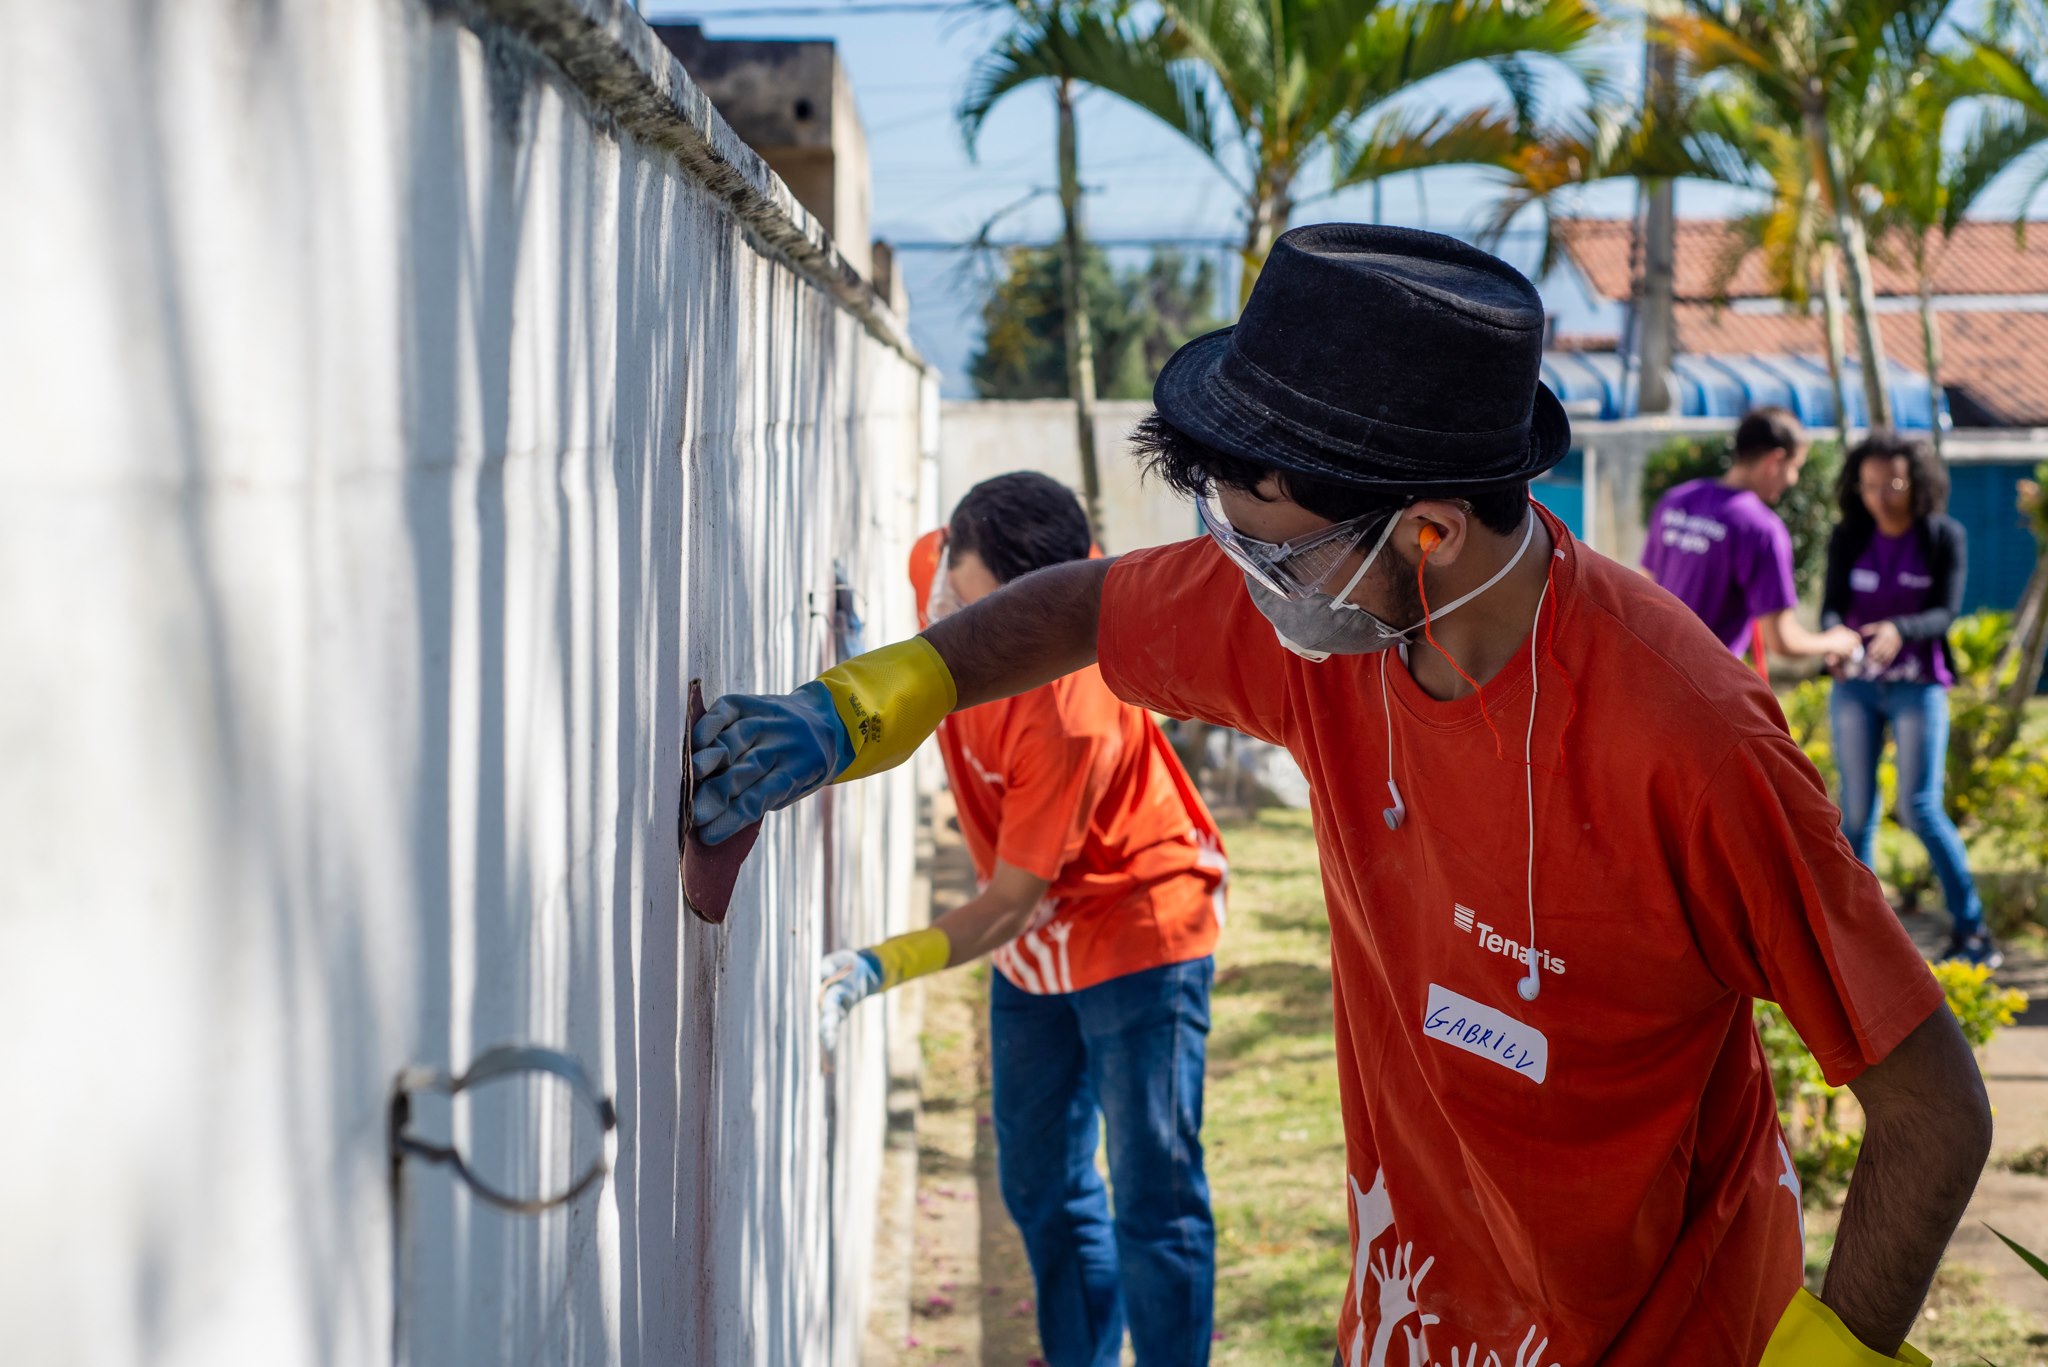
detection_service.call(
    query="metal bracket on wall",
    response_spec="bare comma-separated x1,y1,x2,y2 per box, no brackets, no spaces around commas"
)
388,1044,617,1215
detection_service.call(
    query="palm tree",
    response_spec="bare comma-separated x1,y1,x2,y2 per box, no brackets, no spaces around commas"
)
963,4,1189,537
1863,49,2048,454
1947,35,2048,234
1484,86,1863,440
1655,0,1969,432
965,0,1604,307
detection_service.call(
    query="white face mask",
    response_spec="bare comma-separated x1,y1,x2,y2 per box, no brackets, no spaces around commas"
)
1245,514,1536,662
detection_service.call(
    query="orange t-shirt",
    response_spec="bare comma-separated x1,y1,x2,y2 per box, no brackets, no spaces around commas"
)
911,530,1225,994
1095,508,1941,1367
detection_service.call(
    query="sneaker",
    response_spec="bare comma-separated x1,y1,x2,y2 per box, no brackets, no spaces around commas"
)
1942,931,2005,970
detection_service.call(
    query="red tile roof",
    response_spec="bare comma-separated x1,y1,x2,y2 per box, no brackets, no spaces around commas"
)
1552,218,2048,425
1669,303,2048,426
1558,218,2048,302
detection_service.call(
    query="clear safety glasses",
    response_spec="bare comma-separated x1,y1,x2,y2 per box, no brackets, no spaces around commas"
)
1196,490,1401,601
924,543,966,622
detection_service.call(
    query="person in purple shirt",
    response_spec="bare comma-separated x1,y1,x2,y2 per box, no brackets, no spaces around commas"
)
1642,407,1863,668
1823,432,1995,966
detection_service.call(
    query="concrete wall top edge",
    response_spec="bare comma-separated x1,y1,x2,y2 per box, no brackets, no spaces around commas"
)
472,0,923,369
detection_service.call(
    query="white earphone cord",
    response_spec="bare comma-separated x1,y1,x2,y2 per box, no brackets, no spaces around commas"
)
1381,652,1403,830
1378,550,1551,1003
1520,580,1549,1002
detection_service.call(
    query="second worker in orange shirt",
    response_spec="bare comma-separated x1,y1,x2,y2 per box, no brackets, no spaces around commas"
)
817,472,1228,1367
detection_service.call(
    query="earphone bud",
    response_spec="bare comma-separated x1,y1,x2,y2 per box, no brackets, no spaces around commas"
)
1383,778,1406,831
1519,950,1541,1002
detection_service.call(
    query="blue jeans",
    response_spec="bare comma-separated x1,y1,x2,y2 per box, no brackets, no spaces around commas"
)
989,956,1216,1367
1830,678,1984,935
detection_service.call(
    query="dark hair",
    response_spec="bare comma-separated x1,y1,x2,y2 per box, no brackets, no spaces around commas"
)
1128,410,1530,536
948,471,1094,583
1836,430,1948,531
1732,406,1804,463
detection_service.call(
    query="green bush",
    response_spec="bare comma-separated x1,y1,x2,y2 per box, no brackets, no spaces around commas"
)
1778,612,2048,927
1640,435,1841,595
1934,961,2029,1049
1755,1000,1859,1204
1779,677,1838,794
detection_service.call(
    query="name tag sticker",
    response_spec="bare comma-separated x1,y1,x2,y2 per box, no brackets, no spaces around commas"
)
1423,983,1549,1084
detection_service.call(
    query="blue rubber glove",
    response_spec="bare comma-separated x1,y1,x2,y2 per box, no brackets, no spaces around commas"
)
689,681,855,845
817,948,885,1053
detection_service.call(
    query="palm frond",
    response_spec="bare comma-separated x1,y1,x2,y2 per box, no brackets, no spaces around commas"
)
1953,34,2048,115
1347,0,1602,106
1155,0,1277,119
1327,105,1522,192
959,9,1226,169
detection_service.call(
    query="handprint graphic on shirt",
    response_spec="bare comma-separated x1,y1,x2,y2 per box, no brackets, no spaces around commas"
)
1348,1168,1399,1367
1511,1324,1559,1367
1343,1168,1560,1367
1350,1169,1396,1310
1367,1242,1438,1367
1776,1135,1805,1247
1438,1345,1498,1367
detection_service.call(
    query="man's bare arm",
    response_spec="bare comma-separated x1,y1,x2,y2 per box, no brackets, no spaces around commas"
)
1823,1005,1991,1353
1759,607,1864,662
923,557,1111,709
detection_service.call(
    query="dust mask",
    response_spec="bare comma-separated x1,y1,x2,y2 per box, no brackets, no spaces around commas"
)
1245,514,1535,662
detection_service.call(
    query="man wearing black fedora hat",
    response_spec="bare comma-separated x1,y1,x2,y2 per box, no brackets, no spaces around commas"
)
689,224,1986,1367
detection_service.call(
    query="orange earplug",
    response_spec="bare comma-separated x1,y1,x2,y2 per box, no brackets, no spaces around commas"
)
1419,526,1443,553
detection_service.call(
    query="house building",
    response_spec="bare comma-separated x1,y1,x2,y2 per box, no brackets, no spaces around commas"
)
1541,218,2046,614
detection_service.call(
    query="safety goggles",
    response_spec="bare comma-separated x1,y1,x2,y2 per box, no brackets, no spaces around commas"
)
924,541,966,622
1196,490,1404,601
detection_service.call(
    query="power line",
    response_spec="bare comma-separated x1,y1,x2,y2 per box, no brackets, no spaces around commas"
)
883,225,1551,250
664,1,956,14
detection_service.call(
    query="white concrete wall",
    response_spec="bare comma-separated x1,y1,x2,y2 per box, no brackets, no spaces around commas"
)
0,2,929,1364
941,399,1200,554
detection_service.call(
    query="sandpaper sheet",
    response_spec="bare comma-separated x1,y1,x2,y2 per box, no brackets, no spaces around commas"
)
681,679,762,925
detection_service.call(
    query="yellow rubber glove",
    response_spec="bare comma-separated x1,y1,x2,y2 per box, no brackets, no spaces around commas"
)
1759,1289,1930,1367
865,927,953,989
816,637,957,784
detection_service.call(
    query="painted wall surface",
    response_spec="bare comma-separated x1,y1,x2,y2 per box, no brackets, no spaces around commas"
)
940,399,1199,554
0,2,930,1364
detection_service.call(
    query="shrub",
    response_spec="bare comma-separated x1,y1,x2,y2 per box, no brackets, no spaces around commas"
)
1779,612,2048,925
1934,961,2029,1050
1640,434,1841,595
1779,678,1838,794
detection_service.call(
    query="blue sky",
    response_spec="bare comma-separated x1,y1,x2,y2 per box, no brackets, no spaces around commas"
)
642,0,2044,394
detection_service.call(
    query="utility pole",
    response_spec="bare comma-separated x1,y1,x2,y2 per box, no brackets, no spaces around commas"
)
1636,26,1678,415
1056,76,1104,540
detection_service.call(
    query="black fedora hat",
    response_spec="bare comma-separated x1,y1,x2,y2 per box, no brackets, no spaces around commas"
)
1154,223,1571,493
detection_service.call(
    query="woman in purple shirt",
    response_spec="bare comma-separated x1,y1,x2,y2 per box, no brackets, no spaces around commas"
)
1822,432,1994,965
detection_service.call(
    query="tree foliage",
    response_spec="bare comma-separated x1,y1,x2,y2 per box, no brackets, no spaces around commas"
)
960,0,1604,300
969,247,1224,400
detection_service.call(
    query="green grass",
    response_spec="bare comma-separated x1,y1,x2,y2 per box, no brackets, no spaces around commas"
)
1915,1262,2046,1366
1207,808,1349,1365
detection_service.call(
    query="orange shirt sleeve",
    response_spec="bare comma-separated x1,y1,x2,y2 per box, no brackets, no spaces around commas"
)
1680,732,1943,1086
1096,536,1292,746
992,682,1121,883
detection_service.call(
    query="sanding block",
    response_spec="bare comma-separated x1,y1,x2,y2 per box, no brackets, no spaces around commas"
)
681,679,762,925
